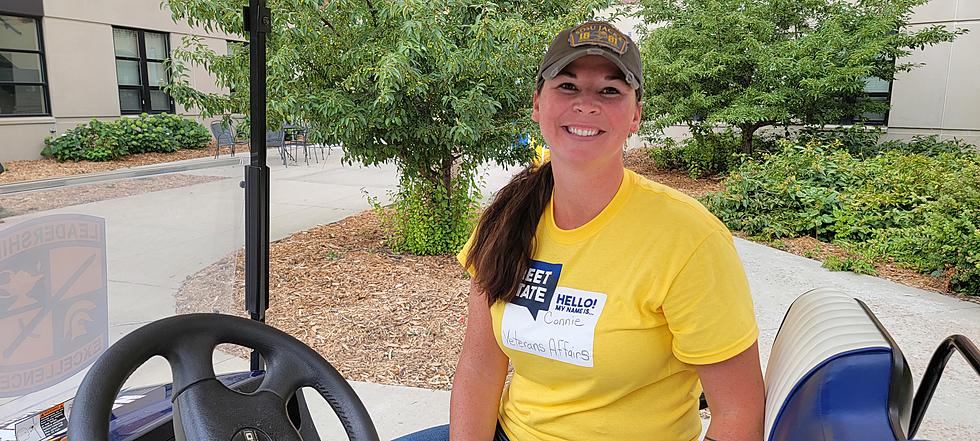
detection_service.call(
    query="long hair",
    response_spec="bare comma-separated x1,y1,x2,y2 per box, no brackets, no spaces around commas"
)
465,161,554,305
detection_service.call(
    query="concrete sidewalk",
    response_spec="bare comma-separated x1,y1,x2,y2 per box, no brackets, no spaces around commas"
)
0,151,977,439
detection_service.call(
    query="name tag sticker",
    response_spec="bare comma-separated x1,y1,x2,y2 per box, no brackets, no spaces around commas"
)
502,286,606,368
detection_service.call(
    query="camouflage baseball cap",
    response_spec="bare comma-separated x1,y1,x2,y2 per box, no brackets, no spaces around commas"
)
537,21,643,99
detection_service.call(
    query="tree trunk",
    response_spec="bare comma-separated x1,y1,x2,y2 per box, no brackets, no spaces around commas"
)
441,155,453,210
739,124,756,156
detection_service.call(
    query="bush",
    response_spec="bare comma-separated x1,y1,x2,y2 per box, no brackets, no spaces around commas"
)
373,173,481,256
648,129,749,178
118,113,182,154
42,114,210,162
796,125,974,159
797,124,884,158
878,135,975,157
157,113,211,149
704,139,855,240
42,119,127,162
647,137,684,170
42,129,87,162
705,139,980,295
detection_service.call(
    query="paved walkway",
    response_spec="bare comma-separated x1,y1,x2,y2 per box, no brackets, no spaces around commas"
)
0,150,976,439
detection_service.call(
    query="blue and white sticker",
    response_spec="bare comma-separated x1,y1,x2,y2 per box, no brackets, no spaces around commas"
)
502,261,606,367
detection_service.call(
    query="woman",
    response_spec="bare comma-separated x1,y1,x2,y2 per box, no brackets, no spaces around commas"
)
397,21,764,441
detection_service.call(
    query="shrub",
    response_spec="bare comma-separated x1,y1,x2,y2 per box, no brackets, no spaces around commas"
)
42,118,127,162
823,255,877,275
705,139,980,295
648,129,752,178
796,124,884,158
41,114,210,162
157,113,211,149
648,137,684,170
42,131,88,162
796,125,974,159
878,135,975,157
705,139,854,240
115,113,180,154
373,172,481,256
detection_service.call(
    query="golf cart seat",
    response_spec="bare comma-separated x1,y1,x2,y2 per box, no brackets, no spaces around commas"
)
764,288,914,441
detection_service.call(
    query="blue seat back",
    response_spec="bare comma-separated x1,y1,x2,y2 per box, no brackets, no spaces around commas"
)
765,288,914,441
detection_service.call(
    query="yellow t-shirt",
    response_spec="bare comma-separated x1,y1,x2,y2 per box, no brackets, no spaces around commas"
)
458,168,758,441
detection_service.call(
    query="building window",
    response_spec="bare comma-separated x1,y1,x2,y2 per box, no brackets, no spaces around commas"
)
842,77,891,126
0,14,49,116
857,77,890,125
226,40,247,95
112,27,173,114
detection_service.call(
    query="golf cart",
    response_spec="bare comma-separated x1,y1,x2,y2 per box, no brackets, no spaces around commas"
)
2,3,978,441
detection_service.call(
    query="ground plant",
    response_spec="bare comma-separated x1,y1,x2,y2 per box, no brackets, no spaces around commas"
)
633,0,965,154
797,124,977,159
796,124,886,159
372,173,481,256
705,138,980,295
647,129,778,178
41,113,209,162
165,0,607,254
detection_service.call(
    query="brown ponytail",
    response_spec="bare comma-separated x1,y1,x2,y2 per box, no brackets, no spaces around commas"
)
465,161,554,305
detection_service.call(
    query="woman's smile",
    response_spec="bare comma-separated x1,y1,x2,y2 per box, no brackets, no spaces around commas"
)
563,126,604,137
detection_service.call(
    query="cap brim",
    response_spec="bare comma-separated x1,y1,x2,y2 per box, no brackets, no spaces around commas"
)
540,47,640,90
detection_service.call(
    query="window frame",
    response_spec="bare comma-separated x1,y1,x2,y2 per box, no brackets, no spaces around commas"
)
112,26,174,115
225,39,244,94
0,13,51,117
840,73,894,127
859,85,892,127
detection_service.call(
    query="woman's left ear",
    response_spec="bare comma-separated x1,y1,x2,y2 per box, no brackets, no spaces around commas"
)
532,91,541,123
630,103,642,133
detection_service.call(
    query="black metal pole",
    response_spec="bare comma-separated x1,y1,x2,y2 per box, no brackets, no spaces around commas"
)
244,0,271,372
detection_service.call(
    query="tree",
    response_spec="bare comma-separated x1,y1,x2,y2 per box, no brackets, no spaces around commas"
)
164,0,606,254
634,0,965,154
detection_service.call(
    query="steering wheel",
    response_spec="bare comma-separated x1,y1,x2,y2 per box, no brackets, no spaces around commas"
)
68,313,380,441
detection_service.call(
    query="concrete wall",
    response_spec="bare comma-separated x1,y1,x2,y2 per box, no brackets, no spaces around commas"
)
0,0,236,161
886,0,980,145
0,117,57,160
44,17,120,119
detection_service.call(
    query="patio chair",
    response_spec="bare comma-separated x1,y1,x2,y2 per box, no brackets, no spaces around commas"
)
266,128,287,166
210,121,238,158
284,124,315,165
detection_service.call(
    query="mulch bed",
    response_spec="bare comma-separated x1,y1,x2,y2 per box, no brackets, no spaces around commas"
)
622,148,723,197
0,144,240,185
0,174,227,220
174,148,970,390
176,211,469,389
